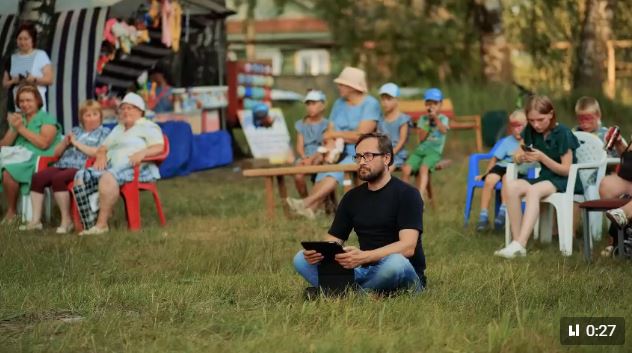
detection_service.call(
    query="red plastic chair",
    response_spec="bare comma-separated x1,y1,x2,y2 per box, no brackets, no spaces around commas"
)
70,135,170,231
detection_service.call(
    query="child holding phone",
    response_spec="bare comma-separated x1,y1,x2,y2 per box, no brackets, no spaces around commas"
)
495,95,582,258
401,88,449,200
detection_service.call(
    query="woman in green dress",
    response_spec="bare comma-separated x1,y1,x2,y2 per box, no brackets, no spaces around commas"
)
0,83,61,222
495,95,581,259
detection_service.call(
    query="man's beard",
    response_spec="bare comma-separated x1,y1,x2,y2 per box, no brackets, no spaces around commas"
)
358,165,385,182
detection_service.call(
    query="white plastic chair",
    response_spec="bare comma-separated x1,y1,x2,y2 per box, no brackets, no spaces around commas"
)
504,131,607,256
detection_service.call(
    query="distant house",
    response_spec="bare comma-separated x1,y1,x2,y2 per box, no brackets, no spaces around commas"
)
225,0,336,78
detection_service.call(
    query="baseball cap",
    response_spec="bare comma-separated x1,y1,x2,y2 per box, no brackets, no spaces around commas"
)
304,90,326,102
252,102,269,115
423,88,443,102
119,92,146,112
378,83,400,98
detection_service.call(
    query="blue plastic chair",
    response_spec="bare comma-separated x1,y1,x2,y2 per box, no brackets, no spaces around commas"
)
463,138,506,226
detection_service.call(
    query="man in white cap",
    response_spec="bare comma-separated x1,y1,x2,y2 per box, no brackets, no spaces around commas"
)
287,67,381,219
73,92,164,235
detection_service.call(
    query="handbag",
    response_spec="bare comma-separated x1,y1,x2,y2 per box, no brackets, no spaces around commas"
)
0,145,34,168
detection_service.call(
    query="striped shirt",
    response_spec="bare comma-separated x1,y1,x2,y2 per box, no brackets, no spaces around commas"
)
9,49,51,111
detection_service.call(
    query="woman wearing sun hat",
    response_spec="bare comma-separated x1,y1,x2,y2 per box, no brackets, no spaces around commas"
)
286,66,381,219
72,92,164,235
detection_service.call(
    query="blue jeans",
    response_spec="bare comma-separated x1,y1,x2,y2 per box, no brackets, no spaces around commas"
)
293,251,423,293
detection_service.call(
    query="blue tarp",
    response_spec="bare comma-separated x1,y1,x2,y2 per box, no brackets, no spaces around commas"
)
104,121,233,179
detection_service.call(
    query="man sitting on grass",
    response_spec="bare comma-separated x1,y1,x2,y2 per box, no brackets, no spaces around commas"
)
293,132,426,294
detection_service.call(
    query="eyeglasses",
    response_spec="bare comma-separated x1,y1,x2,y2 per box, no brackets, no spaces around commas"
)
353,152,386,163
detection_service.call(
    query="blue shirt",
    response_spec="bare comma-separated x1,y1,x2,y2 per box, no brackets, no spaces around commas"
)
379,113,411,149
329,96,381,156
54,125,111,169
152,86,174,113
295,118,329,157
493,135,521,167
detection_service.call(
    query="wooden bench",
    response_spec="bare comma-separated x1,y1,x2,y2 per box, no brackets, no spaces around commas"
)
243,164,359,218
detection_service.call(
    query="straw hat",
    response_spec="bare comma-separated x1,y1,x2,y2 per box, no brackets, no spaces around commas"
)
333,67,368,93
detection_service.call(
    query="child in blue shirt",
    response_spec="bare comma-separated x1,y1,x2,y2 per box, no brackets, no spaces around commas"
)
293,90,329,197
475,110,527,231
378,83,410,172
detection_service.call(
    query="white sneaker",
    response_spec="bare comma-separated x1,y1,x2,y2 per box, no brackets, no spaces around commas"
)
79,226,109,236
18,222,43,231
606,208,628,228
286,197,306,212
56,223,74,234
296,206,316,220
494,241,527,259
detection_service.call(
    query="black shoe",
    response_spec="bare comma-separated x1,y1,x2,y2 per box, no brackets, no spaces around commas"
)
303,286,320,300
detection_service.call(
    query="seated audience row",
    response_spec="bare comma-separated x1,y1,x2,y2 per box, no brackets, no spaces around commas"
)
0,84,163,235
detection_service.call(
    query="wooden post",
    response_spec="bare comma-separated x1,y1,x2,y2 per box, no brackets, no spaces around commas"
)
606,40,615,99
276,175,290,217
264,176,275,218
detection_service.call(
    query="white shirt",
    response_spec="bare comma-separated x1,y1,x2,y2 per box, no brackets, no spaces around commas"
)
10,49,51,111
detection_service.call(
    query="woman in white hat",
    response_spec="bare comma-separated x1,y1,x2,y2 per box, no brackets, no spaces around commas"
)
73,92,164,235
287,67,381,218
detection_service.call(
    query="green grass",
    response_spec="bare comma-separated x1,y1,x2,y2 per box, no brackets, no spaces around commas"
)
2,84,632,352
1,161,631,353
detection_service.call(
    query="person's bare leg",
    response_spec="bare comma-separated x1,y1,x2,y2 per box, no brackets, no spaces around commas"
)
294,174,308,198
28,191,45,225
303,177,337,209
94,172,119,229
515,181,556,246
419,166,430,199
599,174,632,199
2,171,20,219
503,179,530,241
401,164,412,183
480,173,501,212
54,191,72,227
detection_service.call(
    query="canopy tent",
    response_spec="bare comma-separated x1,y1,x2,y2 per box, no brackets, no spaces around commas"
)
0,0,233,133
0,6,108,133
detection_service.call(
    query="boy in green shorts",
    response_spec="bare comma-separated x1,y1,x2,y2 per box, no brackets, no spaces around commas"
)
402,88,449,200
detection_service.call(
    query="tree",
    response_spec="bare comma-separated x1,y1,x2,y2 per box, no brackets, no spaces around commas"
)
16,0,57,51
573,0,616,90
472,0,512,82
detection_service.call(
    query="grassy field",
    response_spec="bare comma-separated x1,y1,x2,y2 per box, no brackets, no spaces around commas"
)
2,161,632,353
2,86,632,352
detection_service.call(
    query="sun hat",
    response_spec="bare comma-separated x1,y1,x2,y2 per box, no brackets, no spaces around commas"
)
423,88,443,102
119,92,146,112
378,83,400,98
304,90,326,102
333,67,368,93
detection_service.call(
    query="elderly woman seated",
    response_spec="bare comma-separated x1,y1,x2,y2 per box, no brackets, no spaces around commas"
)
73,93,164,235
0,83,61,223
20,100,110,233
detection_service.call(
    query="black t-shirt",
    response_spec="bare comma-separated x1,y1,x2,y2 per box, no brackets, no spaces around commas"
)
328,177,426,276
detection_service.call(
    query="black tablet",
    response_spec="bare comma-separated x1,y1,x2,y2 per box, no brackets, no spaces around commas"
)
301,241,345,260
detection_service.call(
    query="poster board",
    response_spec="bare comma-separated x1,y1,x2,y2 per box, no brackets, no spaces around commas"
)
238,108,294,164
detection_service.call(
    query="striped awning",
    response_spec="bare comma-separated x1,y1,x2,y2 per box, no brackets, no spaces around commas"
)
48,6,109,133
0,7,108,133
0,14,16,56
